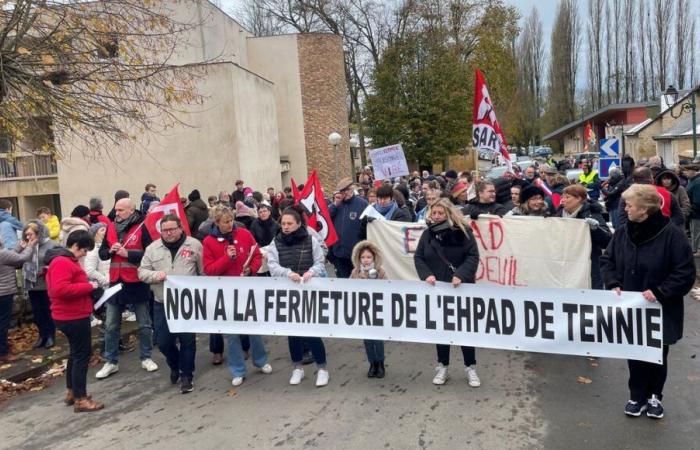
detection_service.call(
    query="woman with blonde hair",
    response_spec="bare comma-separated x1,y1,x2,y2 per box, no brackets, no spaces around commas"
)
414,198,481,387
601,184,694,419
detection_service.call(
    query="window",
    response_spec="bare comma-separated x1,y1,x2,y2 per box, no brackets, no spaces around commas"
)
0,135,11,153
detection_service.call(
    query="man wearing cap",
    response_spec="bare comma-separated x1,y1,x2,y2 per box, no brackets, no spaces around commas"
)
329,177,368,278
541,165,557,190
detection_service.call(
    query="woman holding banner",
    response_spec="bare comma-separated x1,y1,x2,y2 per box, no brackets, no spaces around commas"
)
202,207,271,387
601,184,695,419
266,206,329,387
413,198,481,387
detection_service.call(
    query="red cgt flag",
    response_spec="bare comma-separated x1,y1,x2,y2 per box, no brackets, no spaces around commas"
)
291,171,338,247
144,184,191,240
473,68,511,171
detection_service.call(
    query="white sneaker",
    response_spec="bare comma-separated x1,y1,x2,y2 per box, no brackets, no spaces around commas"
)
465,365,481,387
96,362,119,379
289,367,305,385
432,363,448,385
141,358,158,372
122,311,136,322
260,363,272,374
232,377,244,386
315,368,329,387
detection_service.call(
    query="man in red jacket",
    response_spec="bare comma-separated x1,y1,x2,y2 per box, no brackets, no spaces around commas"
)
96,198,157,379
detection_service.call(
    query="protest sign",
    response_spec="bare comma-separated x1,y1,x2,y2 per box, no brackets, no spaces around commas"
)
368,216,592,288
368,144,410,180
165,276,663,364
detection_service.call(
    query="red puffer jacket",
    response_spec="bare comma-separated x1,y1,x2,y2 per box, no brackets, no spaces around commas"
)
46,249,94,321
202,227,262,276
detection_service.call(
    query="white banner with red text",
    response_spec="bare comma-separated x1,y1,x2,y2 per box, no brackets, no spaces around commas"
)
367,216,593,289
164,276,663,364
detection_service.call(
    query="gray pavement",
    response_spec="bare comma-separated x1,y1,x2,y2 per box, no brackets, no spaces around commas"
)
2,298,699,450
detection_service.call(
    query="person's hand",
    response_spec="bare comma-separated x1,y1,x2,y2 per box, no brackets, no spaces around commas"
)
115,247,128,258
584,218,599,230
333,193,343,206
226,245,236,259
426,275,437,286
90,281,100,290
110,243,122,253
27,236,38,247
366,216,376,223
469,212,480,220
288,272,302,283
156,272,167,282
641,289,657,302
242,267,251,276
611,287,621,296
451,276,462,287
302,271,314,283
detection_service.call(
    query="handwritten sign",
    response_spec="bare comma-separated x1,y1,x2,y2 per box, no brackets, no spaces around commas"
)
369,144,410,180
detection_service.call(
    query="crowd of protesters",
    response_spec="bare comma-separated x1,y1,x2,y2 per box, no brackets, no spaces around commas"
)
0,153,696,419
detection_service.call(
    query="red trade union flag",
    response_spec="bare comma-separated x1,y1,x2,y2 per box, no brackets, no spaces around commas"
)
291,171,338,247
144,184,191,240
473,68,511,171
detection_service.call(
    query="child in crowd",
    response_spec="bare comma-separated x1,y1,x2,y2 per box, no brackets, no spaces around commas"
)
350,240,387,378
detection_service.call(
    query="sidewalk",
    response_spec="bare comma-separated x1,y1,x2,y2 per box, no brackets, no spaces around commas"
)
0,320,140,383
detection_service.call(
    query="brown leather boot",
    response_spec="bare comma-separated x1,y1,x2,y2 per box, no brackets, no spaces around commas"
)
73,397,104,413
65,390,91,406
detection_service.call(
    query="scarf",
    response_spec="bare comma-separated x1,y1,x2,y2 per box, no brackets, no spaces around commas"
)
278,226,308,246
22,245,39,289
115,212,141,239
162,233,186,260
561,205,583,219
374,201,398,220
626,210,669,246
210,224,235,244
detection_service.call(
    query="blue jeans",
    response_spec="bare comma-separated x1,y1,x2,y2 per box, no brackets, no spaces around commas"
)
0,294,12,356
153,302,196,379
225,334,268,378
363,339,384,363
288,337,326,366
103,301,152,364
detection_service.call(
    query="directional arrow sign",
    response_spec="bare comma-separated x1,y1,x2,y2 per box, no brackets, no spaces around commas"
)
599,158,620,179
599,138,620,158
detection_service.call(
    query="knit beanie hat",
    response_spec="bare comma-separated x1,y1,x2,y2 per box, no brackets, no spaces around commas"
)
188,189,201,202
235,201,251,218
89,222,107,237
519,185,545,204
71,205,90,218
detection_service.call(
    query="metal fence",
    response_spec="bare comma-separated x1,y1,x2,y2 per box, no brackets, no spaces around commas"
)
0,154,57,179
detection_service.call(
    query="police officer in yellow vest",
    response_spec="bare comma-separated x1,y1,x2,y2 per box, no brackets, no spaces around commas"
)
579,161,601,200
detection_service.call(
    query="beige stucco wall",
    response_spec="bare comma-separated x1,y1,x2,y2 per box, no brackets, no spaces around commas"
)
56,63,281,211
247,35,308,186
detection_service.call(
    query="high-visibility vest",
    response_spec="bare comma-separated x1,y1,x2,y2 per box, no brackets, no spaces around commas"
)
579,170,598,186
106,221,143,283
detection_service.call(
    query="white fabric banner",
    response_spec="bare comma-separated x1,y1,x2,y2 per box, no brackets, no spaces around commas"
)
164,276,663,364
367,216,593,289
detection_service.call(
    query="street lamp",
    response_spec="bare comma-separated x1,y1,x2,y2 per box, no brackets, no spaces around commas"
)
328,132,342,184
663,85,697,159
349,137,359,168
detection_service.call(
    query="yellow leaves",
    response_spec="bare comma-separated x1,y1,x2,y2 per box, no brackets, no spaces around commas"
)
16,47,30,55
41,54,55,65
107,82,120,93
576,376,592,384
42,80,54,88
226,388,237,397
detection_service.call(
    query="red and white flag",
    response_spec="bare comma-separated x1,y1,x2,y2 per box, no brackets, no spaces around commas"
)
144,184,191,240
473,68,511,171
291,171,338,247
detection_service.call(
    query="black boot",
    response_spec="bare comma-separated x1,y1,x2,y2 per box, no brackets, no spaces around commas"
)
367,362,377,378
375,361,385,378
32,336,46,349
44,336,55,349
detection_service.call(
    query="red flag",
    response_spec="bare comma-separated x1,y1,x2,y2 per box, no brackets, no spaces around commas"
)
291,177,300,200
294,171,338,247
144,184,191,240
533,178,553,197
473,68,511,171
583,122,596,152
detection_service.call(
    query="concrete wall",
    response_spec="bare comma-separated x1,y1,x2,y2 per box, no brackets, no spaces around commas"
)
247,35,308,186
56,63,281,211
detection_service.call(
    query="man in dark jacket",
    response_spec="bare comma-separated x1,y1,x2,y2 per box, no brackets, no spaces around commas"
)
185,189,209,233
600,167,627,228
462,181,509,219
140,183,160,214
329,178,368,278
231,180,245,204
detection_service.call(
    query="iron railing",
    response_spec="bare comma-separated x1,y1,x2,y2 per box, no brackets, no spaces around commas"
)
0,154,57,179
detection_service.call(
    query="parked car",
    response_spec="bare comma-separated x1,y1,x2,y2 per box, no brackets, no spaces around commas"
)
572,152,598,164
534,146,553,157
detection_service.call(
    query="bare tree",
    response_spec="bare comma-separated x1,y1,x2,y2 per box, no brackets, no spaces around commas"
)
646,0,657,98
623,0,636,102
612,0,621,103
675,0,690,88
604,0,612,103
691,17,697,87
587,0,604,108
547,0,579,126
654,0,674,91
638,0,649,100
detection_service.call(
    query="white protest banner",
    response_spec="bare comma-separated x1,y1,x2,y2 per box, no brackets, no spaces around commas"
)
164,276,663,364
368,216,592,289
369,144,410,180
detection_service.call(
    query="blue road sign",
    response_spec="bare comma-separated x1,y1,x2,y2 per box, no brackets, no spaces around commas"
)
599,158,620,179
599,138,620,158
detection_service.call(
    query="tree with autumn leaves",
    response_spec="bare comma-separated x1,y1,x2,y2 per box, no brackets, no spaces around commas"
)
0,0,204,161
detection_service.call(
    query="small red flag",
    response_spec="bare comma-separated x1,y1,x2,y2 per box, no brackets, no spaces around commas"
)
473,68,511,171
144,184,191,240
294,171,338,247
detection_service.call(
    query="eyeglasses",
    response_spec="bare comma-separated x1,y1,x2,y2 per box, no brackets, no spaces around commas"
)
161,227,180,234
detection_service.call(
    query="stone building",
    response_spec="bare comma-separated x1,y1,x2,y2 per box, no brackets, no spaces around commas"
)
1,0,349,220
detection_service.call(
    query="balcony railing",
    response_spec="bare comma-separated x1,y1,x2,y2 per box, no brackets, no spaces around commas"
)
0,154,57,179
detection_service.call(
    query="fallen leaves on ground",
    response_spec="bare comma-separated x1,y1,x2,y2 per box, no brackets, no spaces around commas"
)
576,376,593,384
0,360,65,404
7,325,39,355
227,388,237,397
88,354,102,368
30,357,43,364
0,364,12,371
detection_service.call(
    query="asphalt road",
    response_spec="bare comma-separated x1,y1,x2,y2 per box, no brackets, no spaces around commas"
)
2,298,699,450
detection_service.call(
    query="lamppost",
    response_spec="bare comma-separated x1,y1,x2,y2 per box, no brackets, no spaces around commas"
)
663,85,697,159
349,136,359,174
328,132,342,185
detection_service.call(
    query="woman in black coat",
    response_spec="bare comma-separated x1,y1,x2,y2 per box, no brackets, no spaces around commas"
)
555,184,611,289
414,198,481,387
601,184,695,419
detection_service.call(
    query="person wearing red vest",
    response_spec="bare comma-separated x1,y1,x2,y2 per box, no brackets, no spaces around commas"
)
95,198,157,380
617,167,685,229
